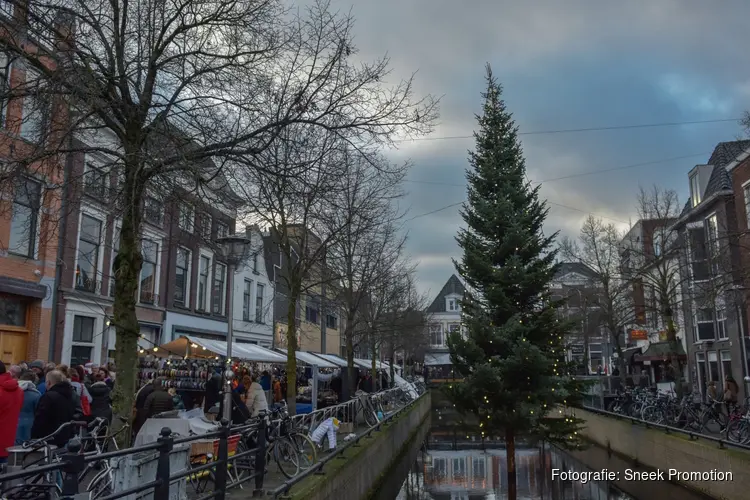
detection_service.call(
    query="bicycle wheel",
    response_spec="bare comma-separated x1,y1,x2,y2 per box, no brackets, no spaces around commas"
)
88,469,113,499
727,420,750,444
289,432,317,469
274,438,301,479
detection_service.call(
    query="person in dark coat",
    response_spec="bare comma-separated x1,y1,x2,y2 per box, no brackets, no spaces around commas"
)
133,380,155,437
16,371,41,445
31,370,76,447
204,373,221,412
89,375,113,424
143,379,174,419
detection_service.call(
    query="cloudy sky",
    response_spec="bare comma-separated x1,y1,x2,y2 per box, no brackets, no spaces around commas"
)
328,0,750,299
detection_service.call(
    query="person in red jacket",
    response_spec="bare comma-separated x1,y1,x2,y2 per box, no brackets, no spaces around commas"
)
0,361,23,463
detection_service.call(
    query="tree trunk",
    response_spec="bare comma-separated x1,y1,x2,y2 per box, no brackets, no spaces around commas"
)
505,428,517,500
285,290,299,415
110,183,143,445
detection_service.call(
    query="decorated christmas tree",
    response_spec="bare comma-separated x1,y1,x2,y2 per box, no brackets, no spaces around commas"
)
447,65,587,500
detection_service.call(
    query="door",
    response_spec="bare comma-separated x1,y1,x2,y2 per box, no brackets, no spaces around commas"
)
0,331,28,365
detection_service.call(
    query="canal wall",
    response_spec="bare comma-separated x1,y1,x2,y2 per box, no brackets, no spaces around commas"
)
286,392,432,500
577,407,750,500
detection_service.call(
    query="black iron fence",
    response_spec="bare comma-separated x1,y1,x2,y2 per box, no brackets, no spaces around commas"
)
0,417,268,500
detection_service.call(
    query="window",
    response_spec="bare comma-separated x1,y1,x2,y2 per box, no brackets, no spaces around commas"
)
720,350,732,383
717,307,727,340
305,305,318,324
0,52,11,126
653,233,663,257
708,351,719,383
216,221,229,239
452,457,466,477
76,214,102,292
255,284,264,323
429,324,444,346
19,69,48,142
143,196,163,226
212,263,226,315
447,298,458,311
109,227,120,297
688,226,709,281
8,177,41,258
71,315,95,367
198,255,211,311
139,239,158,304
252,253,258,273
0,295,27,327
174,247,190,307
201,213,212,240
589,343,603,373
472,457,486,484
326,313,337,330
694,308,715,341
690,172,701,207
448,323,461,337
706,215,719,275
243,280,252,321
745,184,750,229
696,352,706,397
179,203,194,233
84,164,109,200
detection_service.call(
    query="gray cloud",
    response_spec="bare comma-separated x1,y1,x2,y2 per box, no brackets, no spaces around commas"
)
324,0,750,297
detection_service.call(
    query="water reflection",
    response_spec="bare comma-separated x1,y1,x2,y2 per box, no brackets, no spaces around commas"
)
397,445,634,500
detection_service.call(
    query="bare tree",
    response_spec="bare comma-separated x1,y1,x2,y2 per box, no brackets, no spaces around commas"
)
324,148,409,396
561,216,633,378
0,0,438,419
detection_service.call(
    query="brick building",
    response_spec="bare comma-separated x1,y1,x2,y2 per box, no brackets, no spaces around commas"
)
0,4,70,363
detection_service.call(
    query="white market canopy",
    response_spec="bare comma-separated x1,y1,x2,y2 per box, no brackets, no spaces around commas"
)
311,353,349,368
154,335,287,364
425,352,452,366
275,348,337,369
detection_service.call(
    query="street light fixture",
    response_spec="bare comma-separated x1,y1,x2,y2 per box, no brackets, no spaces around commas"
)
216,233,252,422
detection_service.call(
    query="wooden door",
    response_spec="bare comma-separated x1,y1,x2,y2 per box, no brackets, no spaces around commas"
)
0,331,28,365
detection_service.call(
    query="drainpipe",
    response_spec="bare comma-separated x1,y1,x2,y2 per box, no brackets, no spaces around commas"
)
48,133,72,361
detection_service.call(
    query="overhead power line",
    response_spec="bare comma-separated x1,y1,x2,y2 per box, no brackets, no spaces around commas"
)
395,117,741,143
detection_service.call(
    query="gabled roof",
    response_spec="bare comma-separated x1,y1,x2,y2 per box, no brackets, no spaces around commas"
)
554,262,598,281
678,140,749,217
426,274,465,313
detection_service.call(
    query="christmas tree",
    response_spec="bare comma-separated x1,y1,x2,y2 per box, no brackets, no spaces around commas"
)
447,65,587,500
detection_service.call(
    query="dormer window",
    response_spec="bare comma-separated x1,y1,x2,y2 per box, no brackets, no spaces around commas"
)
447,298,459,311
690,172,701,207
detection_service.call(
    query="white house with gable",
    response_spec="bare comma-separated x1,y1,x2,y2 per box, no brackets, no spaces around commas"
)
424,274,466,368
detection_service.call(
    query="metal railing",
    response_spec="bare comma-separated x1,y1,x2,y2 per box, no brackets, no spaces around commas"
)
0,418,268,500
579,404,750,452
269,390,427,499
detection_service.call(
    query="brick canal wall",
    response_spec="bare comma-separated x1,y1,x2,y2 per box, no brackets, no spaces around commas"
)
286,393,432,500
577,407,750,500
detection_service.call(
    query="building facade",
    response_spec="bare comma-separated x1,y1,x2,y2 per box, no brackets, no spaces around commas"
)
673,140,750,401
424,274,466,367
231,225,273,347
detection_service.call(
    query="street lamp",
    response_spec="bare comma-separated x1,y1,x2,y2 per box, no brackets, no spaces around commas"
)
216,234,252,422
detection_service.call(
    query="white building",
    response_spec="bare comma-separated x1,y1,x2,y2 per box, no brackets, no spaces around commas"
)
231,225,273,347
424,274,465,367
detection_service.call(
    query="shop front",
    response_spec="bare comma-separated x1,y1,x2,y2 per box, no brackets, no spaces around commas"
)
0,278,48,363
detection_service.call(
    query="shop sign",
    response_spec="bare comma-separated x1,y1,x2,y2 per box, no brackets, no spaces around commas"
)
630,329,648,341
570,345,585,355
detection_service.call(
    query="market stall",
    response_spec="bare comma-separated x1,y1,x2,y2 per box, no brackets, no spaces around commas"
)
275,347,339,411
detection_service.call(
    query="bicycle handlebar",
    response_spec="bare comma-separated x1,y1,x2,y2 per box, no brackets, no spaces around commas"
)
22,420,89,449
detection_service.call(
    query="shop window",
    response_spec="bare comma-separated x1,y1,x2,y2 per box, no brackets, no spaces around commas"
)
0,296,27,327
720,350,732,383
708,351,719,384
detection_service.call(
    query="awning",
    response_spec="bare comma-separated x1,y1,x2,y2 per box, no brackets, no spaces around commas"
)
425,352,452,366
0,277,47,299
635,341,687,362
311,353,349,367
619,346,642,364
354,358,390,370
152,336,286,363
275,348,337,368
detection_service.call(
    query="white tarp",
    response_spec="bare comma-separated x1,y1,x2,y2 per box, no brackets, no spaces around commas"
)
157,335,287,363
393,373,419,399
312,353,349,367
424,352,452,366
275,348,337,368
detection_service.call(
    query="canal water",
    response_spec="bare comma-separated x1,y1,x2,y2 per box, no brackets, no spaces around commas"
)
377,395,712,500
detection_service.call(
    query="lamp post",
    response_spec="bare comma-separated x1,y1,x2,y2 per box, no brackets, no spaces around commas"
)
216,234,252,422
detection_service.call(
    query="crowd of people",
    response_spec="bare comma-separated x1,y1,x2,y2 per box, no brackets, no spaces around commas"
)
0,360,116,463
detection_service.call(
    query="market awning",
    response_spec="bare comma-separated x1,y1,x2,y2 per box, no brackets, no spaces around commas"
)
425,352,452,366
311,353,348,367
635,341,687,362
617,346,642,364
152,336,286,363
275,348,337,368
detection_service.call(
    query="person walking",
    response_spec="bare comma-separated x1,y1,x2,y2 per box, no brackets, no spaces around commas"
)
89,373,113,423
31,370,76,447
246,373,269,417
15,371,41,445
0,362,23,462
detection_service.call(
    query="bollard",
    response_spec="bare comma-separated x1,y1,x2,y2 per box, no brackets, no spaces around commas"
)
253,414,267,496
60,438,84,499
214,419,230,500
154,427,174,500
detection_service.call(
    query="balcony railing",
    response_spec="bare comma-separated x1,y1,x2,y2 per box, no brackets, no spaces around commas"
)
75,276,100,294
